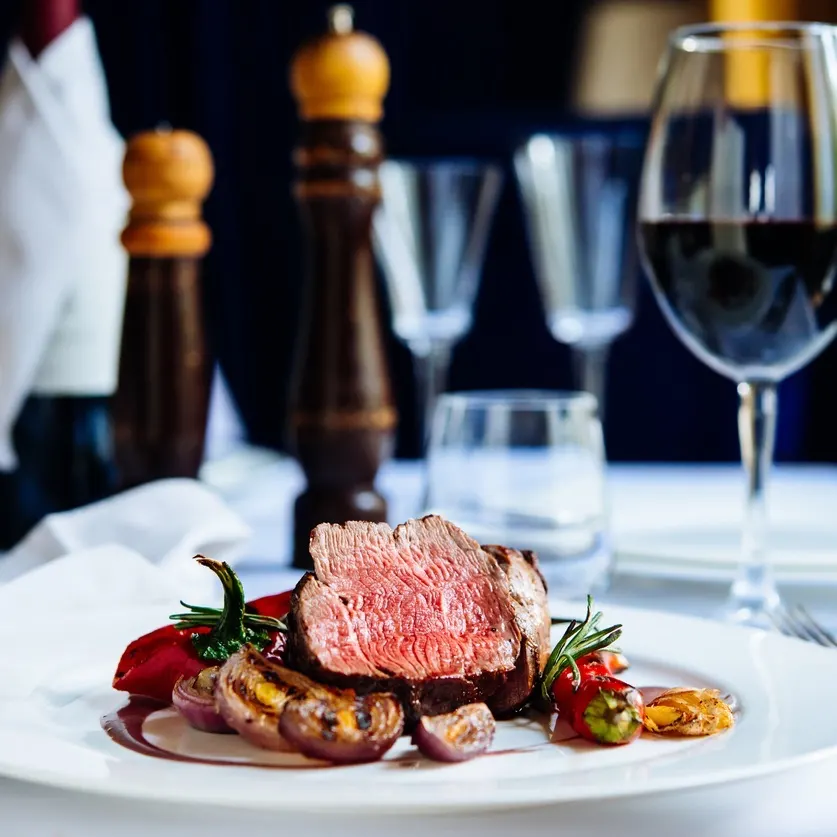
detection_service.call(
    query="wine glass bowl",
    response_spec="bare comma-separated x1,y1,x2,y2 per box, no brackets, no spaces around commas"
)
372,159,503,445
638,21,837,625
639,220,837,381
514,131,645,413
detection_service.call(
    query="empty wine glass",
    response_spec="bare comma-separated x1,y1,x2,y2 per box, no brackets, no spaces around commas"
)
514,132,645,416
373,159,503,449
638,22,837,626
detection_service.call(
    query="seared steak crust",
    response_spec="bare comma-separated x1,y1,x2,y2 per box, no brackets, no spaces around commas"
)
480,545,550,713
288,516,550,721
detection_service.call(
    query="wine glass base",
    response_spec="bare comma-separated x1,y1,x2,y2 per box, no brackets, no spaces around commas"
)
724,557,782,629
722,596,781,630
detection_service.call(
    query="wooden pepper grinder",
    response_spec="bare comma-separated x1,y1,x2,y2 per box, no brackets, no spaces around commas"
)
114,127,214,490
288,5,397,569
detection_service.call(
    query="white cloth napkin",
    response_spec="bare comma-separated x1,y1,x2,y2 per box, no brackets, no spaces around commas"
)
0,478,252,700
0,16,128,469
0,478,252,605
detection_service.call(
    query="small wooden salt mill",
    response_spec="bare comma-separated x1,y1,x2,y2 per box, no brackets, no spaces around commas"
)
288,5,397,569
113,128,214,490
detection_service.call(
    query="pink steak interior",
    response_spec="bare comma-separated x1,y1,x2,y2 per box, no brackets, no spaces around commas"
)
294,517,521,680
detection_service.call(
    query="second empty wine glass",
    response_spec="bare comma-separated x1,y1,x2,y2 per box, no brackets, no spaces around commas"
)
514,132,645,416
373,159,503,450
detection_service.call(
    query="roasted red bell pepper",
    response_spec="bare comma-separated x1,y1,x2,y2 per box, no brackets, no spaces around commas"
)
113,624,209,704
247,589,294,620
113,558,292,704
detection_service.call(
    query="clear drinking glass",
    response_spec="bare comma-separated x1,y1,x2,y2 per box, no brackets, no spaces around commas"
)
372,160,504,449
424,390,611,597
514,132,645,417
638,22,837,626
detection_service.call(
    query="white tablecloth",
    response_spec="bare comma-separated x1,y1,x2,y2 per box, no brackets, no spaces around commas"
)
3,454,837,835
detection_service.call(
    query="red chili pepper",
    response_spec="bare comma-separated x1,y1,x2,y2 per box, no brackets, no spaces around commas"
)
549,653,610,708
541,598,644,746
113,563,293,704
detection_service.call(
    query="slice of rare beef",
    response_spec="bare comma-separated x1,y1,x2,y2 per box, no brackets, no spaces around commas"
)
289,516,540,720
480,545,550,714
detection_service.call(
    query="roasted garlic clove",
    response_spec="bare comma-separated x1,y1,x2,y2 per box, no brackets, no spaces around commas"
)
643,687,734,736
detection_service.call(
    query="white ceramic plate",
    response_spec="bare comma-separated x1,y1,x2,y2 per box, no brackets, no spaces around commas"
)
0,601,835,814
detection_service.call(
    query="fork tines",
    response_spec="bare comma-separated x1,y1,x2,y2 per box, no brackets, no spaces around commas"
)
770,605,837,648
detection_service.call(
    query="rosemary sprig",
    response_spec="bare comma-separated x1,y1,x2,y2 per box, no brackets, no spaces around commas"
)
168,557,287,663
169,604,286,632
540,595,622,701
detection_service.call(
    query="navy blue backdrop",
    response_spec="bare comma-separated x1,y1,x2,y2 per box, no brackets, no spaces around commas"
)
0,0,831,463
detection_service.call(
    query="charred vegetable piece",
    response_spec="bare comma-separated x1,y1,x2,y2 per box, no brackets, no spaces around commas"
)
412,703,495,762
215,646,305,751
172,667,232,734
643,688,734,736
541,596,644,746
280,691,404,764
216,645,405,763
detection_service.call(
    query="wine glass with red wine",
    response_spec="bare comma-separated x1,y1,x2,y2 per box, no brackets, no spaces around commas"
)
638,22,837,626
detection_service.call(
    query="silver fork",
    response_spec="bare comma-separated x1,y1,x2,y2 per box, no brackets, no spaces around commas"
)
769,604,837,648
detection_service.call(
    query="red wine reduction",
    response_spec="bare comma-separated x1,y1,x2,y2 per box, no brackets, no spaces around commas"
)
639,220,837,378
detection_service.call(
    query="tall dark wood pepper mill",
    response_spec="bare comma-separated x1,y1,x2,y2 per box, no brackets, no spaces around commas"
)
288,5,397,569
113,128,214,490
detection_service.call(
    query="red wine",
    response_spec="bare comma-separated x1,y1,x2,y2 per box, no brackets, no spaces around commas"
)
639,220,837,379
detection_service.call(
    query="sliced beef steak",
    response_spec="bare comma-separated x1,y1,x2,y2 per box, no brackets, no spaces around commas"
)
481,545,550,713
288,516,550,720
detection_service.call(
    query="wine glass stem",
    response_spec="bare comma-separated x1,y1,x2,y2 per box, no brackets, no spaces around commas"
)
729,381,780,620
414,341,452,455
572,345,609,419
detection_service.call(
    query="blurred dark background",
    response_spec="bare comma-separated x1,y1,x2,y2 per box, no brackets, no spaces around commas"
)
1,0,834,463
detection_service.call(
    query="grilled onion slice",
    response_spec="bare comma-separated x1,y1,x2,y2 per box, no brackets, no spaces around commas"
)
216,646,404,762
280,690,404,764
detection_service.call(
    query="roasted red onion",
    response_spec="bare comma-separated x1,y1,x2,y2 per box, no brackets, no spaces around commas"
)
279,690,404,764
413,703,496,762
214,647,300,751
262,631,288,665
216,645,405,762
172,667,232,734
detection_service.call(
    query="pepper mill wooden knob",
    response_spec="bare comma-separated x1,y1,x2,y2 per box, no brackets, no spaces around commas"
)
288,6,397,569
121,128,214,258
114,127,215,489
